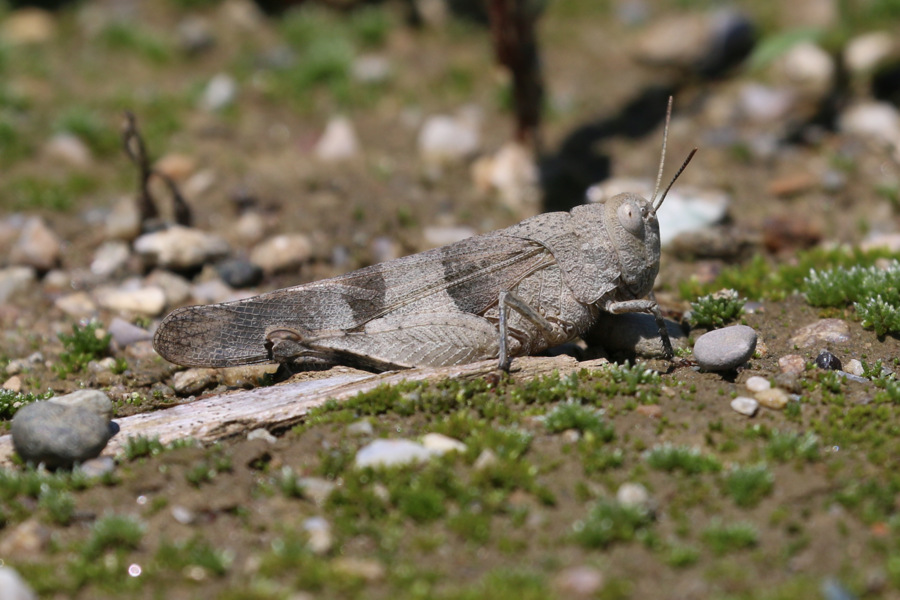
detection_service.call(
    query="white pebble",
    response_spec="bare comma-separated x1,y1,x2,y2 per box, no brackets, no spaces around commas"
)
731,396,759,417
745,376,771,393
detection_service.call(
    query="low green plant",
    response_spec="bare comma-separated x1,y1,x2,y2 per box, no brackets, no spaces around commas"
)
55,322,111,377
573,498,653,549
765,430,820,463
81,514,145,560
689,289,746,329
98,21,172,63
803,262,900,336
53,107,119,157
702,520,759,555
122,435,166,460
38,488,76,525
543,402,614,441
0,389,53,420
645,443,721,475
724,462,774,508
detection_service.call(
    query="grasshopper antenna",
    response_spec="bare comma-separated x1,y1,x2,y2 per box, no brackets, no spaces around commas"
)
653,147,697,213
649,96,674,209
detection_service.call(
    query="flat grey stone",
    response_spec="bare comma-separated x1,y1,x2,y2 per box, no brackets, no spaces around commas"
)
354,438,435,469
585,313,687,359
12,401,111,468
48,389,114,421
693,325,757,371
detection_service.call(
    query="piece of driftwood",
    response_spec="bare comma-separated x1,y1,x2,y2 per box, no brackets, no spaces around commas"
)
0,356,609,467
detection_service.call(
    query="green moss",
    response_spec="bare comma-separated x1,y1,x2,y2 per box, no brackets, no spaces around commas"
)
764,430,820,463
0,389,54,421
679,247,898,301
439,569,549,600
645,443,722,475
54,321,111,377
155,536,232,577
573,498,654,549
724,463,774,508
702,520,759,555
98,22,172,64
38,488,75,526
81,514,145,560
689,289,746,329
543,402,614,441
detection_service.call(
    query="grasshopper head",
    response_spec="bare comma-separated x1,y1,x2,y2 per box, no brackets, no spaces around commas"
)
604,192,662,297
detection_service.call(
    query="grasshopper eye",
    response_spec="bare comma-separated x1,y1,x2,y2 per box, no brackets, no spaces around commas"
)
617,202,644,236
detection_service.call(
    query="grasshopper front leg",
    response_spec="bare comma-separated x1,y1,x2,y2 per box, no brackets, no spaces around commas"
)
497,290,556,372
605,292,674,360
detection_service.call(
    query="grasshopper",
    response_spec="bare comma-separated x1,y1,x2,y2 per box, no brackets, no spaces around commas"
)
154,99,695,372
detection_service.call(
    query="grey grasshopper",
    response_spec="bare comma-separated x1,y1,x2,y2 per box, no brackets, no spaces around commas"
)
154,100,695,373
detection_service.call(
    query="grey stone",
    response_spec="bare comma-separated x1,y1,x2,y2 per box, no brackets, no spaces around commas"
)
584,313,687,359
346,419,374,436
616,482,651,510
172,368,219,396
250,234,312,274
104,197,142,241
693,325,757,371
838,102,900,145
0,565,37,600
216,258,262,288
109,317,152,347
0,266,36,304
354,438,436,469
90,241,130,278
297,476,336,506
352,54,391,83
9,217,62,271
191,278,239,304
54,291,98,318
134,226,229,271
314,116,360,162
421,432,466,454
418,109,481,162
145,269,192,307
77,456,116,479
95,285,166,316
303,516,333,554
177,15,215,54
44,132,92,167
12,401,111,468
200,73,237,111
789,319,851,348
247,428,277,444
48,389,114,421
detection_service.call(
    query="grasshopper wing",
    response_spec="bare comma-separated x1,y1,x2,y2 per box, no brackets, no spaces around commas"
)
153,233,552,368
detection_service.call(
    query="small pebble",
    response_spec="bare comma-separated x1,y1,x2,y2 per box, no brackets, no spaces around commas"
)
332,557,385,582
12,401,111,468
553,565,604,597
346,419,374,437
616,482,651,510
0,565,37,600
314,116,360,162
473,448,498,470
90,241,130,278
108,317,153,347
756,387,789,410
0,266,36,304
354,439,435,468
731,396,759,417
3,375,22,392
693,325,757,371
303,516,332,554
247,428,277,444
778,354,806,375
845,359,865,377
134,226,229,271
172,368,219,396
296,476,336,506
421,433,466,454
171,505,197,525
352,54,391,83
789,319,851,348
815,350,842,371
77,456,116,479
250,234,313,274
44,132,92,167
0,519,49,557
9,217,62,272
216,258,262,289
418,109,481,162
95,285,166,316
54,291,97,318
745,375,771,393
200,73,237,111
636,404,663,419
561,429,581,443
